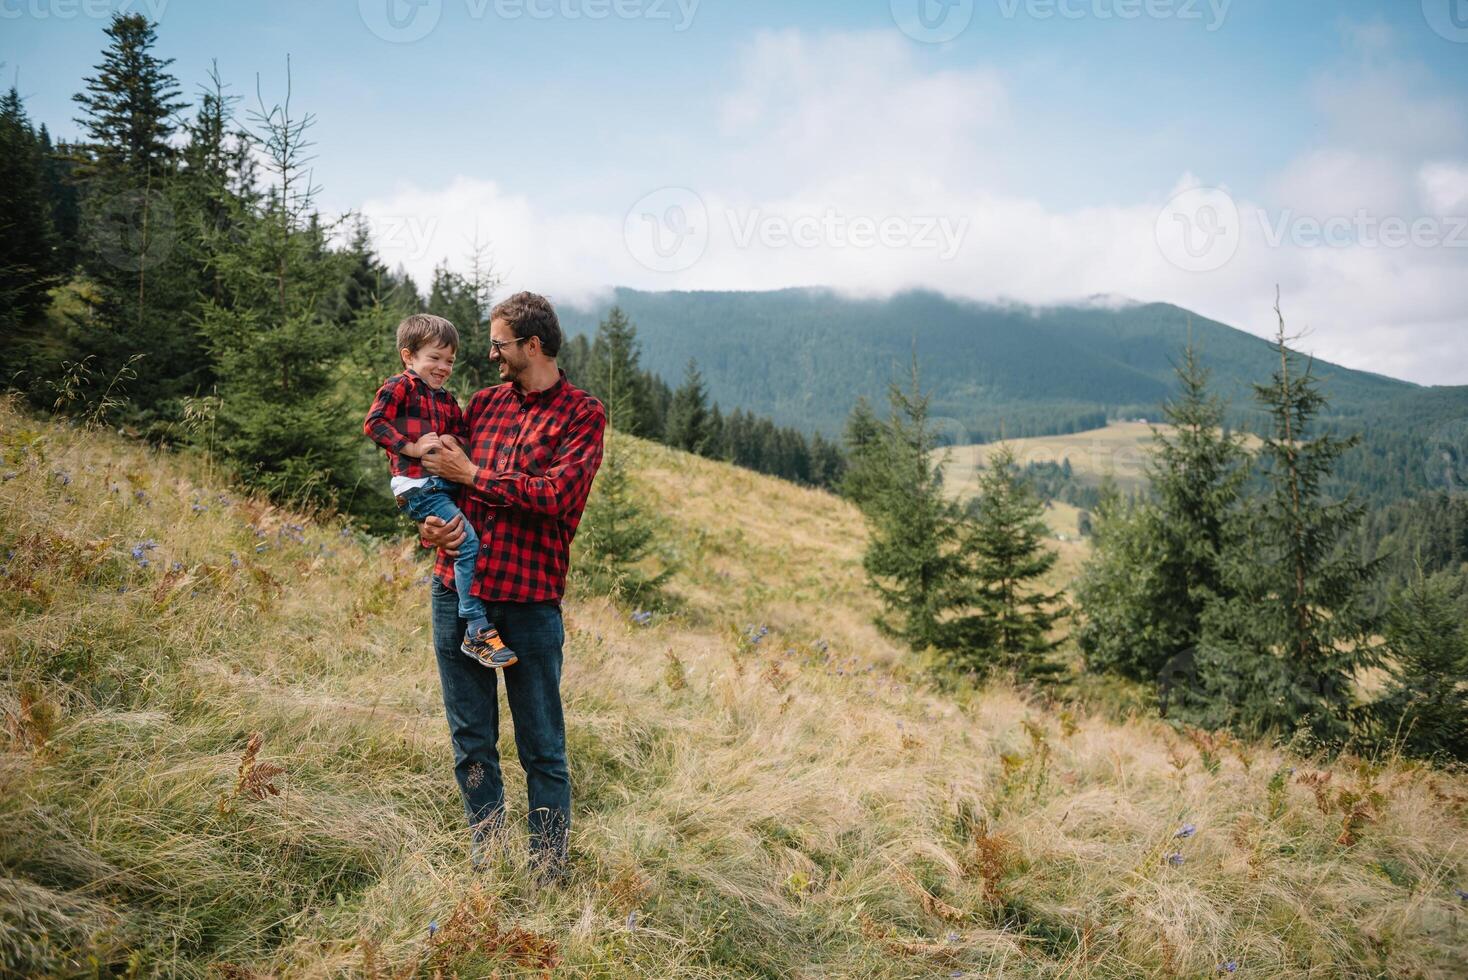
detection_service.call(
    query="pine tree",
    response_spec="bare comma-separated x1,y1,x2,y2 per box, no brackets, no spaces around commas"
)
665,358,712,455
859,362,985,654
588,307,655,437
1367,571,1468,761
1189,296,1382,743
197,60,362,507
966,444,1067,680
1075,343,1247,682
841,397,888,509
72,14,185,182
70,13,200,428
574,439,674,604
0,88,62,330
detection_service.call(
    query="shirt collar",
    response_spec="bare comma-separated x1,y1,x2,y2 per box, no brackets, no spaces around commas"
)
514,368,568,406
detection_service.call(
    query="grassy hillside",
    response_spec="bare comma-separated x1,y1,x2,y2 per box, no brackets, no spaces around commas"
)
3,401,1467,978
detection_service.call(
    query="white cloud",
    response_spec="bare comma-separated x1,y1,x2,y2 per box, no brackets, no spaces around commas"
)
362,27,1468,387
1420,162,1468,214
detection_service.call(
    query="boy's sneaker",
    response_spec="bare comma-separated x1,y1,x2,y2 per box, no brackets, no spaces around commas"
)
461,626,517,669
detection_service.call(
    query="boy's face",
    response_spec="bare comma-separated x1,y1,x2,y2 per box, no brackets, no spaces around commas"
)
402,341,456,389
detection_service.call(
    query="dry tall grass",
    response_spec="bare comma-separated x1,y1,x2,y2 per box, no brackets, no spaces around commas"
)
2,400,1465,977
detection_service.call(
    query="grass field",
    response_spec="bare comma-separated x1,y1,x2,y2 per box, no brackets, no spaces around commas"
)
937,421,1165,502
3,401,1466,978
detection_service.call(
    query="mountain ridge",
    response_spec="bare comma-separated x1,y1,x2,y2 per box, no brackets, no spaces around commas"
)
558,287,1456,446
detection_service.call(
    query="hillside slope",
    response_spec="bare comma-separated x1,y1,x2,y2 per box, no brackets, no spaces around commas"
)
2,403,1466,978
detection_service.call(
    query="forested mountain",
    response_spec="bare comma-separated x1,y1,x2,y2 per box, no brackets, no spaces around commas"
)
560,288,1468,506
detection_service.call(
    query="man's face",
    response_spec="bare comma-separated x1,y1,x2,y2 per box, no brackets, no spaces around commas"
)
488,317,532,383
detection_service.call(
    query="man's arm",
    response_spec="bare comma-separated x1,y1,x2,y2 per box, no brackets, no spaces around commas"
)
423,402,606,519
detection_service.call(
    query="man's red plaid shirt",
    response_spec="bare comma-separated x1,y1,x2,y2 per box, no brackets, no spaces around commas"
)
363,370,468,478
433,370,606,604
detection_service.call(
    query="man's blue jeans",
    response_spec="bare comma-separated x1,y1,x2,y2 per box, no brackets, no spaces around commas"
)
430,577,570,865
404,477,486,626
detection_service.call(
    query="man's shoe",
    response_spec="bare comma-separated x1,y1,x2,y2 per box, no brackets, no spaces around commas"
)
461,627,517,669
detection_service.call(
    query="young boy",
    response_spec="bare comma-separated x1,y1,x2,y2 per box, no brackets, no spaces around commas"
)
363,313,516,670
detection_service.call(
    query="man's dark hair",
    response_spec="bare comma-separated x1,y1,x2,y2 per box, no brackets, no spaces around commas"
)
490,291,562,357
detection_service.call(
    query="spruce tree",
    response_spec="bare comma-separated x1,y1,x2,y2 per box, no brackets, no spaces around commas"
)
1073,484,1169,678
573,315,672,602
665,357,712,455
0,88,62,331
1367,571,1468,761
841,396,888,510
859,362,985,653
1075,343,1247,682
574,439,674,604
70,13,200,427
1189,297,1381,743
588,306,654,436
197,60,361,507
966,444,1067,680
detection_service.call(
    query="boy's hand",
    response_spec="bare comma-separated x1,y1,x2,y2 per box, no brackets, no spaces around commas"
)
439,433,462,452
406,432,443,458
419,514,466,556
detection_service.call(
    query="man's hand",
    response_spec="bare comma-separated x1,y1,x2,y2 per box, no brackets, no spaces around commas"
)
421,436,479,484
419,513,467,556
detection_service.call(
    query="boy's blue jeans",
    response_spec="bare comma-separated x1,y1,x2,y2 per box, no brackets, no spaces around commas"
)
431,578,570,865
403,477,486,627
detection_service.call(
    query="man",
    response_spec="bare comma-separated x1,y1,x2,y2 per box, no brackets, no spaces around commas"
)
418,291,606,881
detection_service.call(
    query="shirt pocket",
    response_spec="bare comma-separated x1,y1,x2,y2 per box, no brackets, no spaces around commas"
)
520,428,558,476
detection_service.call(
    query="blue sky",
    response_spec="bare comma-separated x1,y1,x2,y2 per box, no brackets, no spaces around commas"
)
7,1,1468,383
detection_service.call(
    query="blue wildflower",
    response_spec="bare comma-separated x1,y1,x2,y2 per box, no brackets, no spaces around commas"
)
171,561,184,572
626,910,638,930
428,920,439,937
1456,888,1468,903
1175,823,1197,839
1219,961,1238,973
1165,852,1185,866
